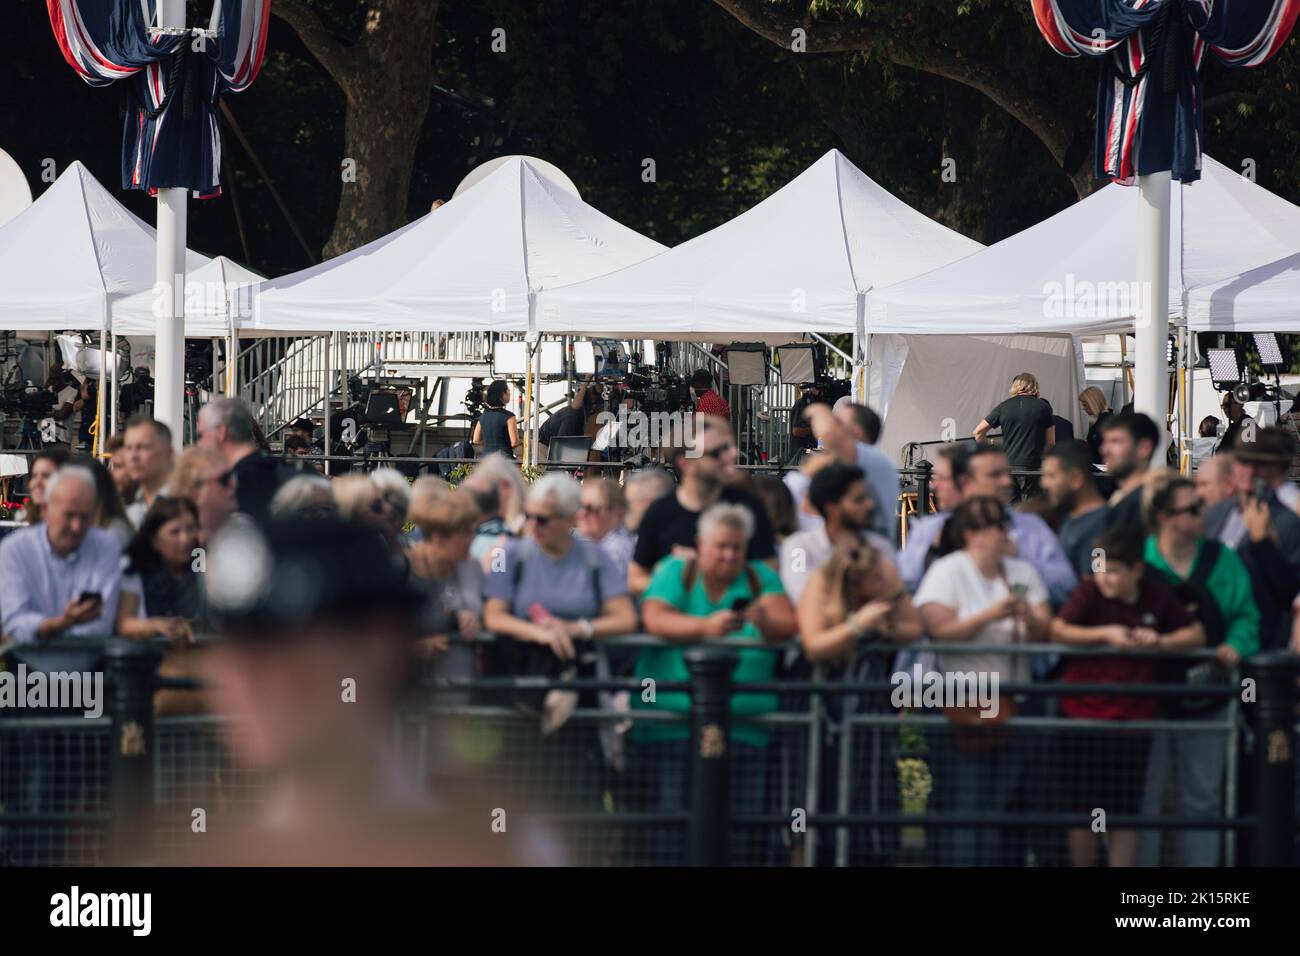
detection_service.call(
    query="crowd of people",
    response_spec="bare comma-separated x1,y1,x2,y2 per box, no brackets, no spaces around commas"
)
1,374,1297,868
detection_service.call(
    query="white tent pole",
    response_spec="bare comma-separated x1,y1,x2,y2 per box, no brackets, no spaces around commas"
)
1136,171,1171,458
323,331,332,476
96,329,107,457
109,332,119,438
154,0,187,453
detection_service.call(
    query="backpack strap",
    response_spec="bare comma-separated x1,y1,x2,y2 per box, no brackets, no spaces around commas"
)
578,538,604,611
682,557,761,601
1188,539,1221,592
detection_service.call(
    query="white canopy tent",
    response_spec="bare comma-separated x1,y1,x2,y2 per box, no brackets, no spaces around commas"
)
0,160,207,455
1185,250,1300,333
868,157,1300,468
0,160,207,332
113,255,262,337
537,149,983,342
869,155,1300,335
238,156,666,335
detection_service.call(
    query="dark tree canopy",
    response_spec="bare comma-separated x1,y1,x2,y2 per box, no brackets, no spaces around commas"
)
3,0,1296,279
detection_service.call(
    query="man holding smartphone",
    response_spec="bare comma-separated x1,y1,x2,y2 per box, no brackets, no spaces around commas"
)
1204,427,1300,650
0,465,127,642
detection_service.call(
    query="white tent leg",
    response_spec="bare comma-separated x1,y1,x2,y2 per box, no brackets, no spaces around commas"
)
1136,171,1172,458
110,332,119,438
323,331,332,476
96,329,106,457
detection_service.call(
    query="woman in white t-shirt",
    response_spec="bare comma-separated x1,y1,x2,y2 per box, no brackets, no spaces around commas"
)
912,495,1052,866
913,496,1051,683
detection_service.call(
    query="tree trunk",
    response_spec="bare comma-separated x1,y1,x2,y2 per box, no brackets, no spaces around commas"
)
275,0,441,258
327,70,430,259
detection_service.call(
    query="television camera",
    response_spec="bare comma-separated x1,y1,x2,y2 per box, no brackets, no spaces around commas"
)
623,366,693,414
0,380,58,420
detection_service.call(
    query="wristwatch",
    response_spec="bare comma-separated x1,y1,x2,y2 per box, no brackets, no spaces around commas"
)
577,618,594,640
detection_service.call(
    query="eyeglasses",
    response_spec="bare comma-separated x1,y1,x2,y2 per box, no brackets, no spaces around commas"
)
578,503,606,515
526,512,554,526
1164,500,1204,518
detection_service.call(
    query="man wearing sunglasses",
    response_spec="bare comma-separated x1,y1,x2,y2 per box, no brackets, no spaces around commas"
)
198,397,293,527
1138,472,1258,868
171,445,238,545
628,416,775,597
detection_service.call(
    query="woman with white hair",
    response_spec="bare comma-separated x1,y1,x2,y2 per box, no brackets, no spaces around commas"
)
636,500,796,864
482,472,637,664
332,473,402,551
270,474,337,520
369,467,412,542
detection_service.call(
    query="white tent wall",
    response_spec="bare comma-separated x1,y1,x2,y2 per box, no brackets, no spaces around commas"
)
870,333,1086,466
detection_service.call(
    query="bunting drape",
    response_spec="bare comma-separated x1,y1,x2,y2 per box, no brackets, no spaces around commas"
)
47,0,271,198
1031,0,1300,183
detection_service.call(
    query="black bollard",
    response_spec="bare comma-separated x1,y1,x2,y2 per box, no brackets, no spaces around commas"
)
916,459,934,517
104,638,163,865
684,646,739,866
1244,650,1299,866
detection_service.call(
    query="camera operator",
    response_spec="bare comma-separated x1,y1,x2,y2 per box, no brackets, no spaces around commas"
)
43,363,84,447
472,380,520,460
538,382,591,458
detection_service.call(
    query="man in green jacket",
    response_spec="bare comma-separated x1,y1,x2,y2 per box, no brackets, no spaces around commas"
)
1138,474,1259,867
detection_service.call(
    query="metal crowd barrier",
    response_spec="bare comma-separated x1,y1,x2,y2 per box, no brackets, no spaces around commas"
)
0,637,1295,867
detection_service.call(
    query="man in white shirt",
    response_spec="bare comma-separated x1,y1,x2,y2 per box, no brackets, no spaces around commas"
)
780,462,896,605
123,415,174,527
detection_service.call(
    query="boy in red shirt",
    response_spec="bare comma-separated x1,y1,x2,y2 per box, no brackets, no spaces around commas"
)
1050,525,1204,866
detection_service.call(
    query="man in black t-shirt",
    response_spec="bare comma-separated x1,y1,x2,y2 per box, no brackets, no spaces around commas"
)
628,416,775,596
974,372,1055,499
538,385,590,456
198,397,293,526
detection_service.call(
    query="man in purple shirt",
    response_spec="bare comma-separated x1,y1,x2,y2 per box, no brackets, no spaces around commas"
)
0,465,126,643
898,444,1076,606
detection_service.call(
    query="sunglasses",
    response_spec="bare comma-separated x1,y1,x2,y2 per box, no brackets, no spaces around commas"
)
702,443,735,460
526,512,554,526
578,503,606,515
1164,500,1204,518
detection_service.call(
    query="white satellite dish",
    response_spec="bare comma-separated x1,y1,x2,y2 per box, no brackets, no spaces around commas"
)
0,148,33,228
452,155,580,200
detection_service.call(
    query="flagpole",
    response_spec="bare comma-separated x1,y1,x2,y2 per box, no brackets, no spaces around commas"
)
1136,171,1171,460
154,0,187,452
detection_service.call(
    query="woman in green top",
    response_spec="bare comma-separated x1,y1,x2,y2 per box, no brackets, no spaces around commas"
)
638,501,796,865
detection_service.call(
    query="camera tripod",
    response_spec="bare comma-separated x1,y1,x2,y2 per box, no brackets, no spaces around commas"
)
3,414,46,501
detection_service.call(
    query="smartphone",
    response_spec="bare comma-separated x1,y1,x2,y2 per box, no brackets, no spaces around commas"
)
731,596,752,613
1254,478,1270,502
78,591,102,604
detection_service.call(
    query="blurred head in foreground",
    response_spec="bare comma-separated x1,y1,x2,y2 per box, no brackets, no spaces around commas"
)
195,517,557,864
